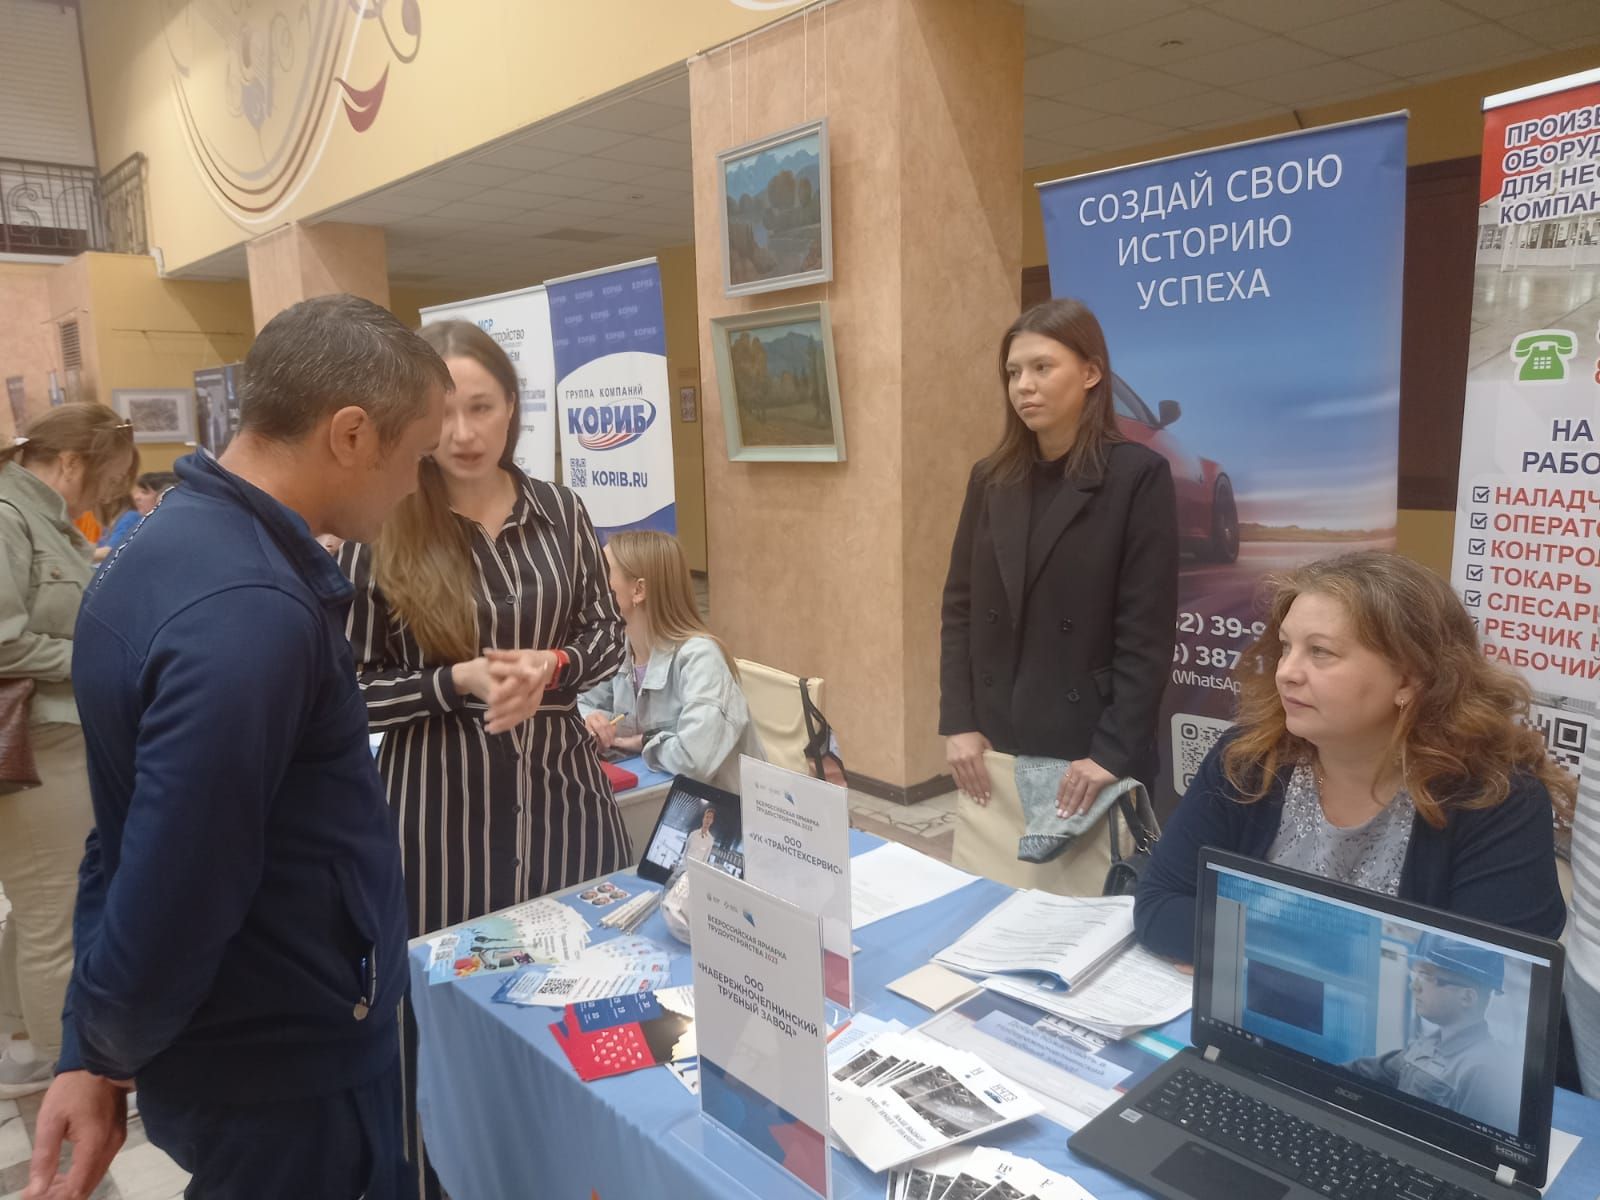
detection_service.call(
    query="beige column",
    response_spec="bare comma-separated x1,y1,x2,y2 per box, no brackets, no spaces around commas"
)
246,221,390,332
691,0,1024,795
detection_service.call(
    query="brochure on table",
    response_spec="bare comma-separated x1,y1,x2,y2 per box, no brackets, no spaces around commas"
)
740,756,854,1009
687,858,832,1199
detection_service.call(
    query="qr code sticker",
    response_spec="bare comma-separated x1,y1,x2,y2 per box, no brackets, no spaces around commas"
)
1527,703,1588,778
1172,712,1231,795
568,457,587,488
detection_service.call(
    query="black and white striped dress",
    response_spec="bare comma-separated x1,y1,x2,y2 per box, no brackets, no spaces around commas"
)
339,471,631,940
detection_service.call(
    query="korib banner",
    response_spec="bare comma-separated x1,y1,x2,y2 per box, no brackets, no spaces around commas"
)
1037,114,1407,816
1451,66,1600,774
420,285,558,481
545,258,677,538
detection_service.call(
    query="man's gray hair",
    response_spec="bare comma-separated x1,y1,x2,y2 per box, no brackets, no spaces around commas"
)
239,294,452,445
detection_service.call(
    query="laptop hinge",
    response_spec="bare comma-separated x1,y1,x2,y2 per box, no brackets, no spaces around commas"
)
1203,1045,1221,1063
1495,1165,1516,1187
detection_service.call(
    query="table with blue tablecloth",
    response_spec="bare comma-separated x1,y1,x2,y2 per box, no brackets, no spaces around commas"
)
407,832,1600,1199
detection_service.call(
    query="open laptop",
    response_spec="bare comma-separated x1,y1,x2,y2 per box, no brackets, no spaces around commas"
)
1069,848,1564,1200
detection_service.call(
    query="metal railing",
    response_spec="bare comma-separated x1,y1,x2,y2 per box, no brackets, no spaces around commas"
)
0,152,147,256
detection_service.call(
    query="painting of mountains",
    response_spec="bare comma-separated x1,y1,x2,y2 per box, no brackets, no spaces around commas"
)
718,120,832,297
712,303,846,462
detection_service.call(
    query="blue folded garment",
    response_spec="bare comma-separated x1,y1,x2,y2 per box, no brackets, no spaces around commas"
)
1015,756,1145,864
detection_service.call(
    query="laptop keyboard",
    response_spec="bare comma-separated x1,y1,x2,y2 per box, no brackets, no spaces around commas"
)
1137,1068,1491,1200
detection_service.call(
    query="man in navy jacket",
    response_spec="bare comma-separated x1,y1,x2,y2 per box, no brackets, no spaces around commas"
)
25,295,458,1200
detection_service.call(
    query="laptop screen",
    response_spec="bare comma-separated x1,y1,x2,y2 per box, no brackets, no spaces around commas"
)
1195,854,1561,1175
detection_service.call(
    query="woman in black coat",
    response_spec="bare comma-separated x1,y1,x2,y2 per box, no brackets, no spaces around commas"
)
940,298,1178,817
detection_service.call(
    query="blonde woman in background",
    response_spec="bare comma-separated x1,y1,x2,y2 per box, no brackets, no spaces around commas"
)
580,530,764,793
340,321,626,1198
0,404,134,1097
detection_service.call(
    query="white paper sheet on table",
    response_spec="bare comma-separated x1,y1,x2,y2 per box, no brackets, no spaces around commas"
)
1539,1129,1581,1195
851,842,979,928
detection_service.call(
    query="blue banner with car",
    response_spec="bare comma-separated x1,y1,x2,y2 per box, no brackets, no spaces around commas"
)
1038,114,1406,816
546,258,677,538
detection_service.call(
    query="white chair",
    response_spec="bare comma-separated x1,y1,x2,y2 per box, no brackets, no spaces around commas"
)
735,658,826,778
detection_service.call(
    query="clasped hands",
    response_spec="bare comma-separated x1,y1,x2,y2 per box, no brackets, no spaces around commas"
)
451,649,559,734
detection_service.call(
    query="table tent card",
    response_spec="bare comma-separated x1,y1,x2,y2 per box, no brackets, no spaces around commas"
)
688,858,832,1199
740,755,854,1008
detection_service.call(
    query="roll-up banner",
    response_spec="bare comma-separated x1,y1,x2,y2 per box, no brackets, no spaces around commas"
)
545,258,677,539
1037,114,1407,817
419,285,558,481
1451,67,1600,781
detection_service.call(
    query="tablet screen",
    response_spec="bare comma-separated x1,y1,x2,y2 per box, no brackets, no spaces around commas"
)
638,778,745,883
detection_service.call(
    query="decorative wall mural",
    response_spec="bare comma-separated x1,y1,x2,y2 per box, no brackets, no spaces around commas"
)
162,0,421,224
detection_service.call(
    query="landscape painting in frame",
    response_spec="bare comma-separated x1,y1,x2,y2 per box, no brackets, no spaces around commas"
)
712,303,845,463
718,119,832,298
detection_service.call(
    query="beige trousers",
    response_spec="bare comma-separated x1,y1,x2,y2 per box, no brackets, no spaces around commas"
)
0,722,93,1062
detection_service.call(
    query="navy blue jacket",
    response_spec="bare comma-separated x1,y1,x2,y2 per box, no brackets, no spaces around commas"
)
61,453,408,1104
1135,736,1567,963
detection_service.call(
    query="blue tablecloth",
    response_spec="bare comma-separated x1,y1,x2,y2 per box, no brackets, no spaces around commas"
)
408,833,1600,1200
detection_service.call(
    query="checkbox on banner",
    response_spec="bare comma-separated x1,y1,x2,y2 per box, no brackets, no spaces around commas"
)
1465,590,1482,607
1469,538,1487,555
1467,564,1484,581
1470,512,1488,529
1472,486,1490,504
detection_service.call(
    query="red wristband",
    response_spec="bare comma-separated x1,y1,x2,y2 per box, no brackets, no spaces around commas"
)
550,648,570,686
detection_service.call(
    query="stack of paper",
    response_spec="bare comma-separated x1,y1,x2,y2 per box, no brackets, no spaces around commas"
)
932,892,1191,1039
598,887,662,934
981,943,1192,1041
490,935,672,1006
933,892,1134,990
829,1031,1042,1173
424,897,593,984
885,1146,1100,1200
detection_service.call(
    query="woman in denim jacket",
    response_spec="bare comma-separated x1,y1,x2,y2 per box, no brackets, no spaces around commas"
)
581,531,765,793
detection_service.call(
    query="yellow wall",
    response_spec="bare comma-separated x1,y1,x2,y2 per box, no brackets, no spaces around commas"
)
43,253,255,468
0,260,60,438
657,244,708,573
79,0,803,274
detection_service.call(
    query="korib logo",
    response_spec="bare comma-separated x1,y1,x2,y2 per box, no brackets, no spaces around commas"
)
567,398,657,451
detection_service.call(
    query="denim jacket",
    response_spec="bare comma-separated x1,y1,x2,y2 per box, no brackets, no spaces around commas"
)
580,636,765,793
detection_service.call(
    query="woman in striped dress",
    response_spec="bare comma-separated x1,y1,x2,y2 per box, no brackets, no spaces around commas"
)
339,319,629,1195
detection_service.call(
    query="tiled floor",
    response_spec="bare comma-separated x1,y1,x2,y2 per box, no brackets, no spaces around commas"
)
0,784,958,1198
0,888,189,1200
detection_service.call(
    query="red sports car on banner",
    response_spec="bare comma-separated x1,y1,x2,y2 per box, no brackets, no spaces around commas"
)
1112,374,1238,563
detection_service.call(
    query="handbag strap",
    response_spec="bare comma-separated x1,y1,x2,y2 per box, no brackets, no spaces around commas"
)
1106,783,1161,864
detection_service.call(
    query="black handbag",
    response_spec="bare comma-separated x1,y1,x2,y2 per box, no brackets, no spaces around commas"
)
1102,784,1160,897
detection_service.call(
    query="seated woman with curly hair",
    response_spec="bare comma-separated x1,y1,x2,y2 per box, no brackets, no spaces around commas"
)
1136,550,1572,964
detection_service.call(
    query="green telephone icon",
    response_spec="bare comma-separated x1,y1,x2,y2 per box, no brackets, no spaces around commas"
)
1511,329,1576,383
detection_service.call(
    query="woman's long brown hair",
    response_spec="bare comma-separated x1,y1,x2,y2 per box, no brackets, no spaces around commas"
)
606,531,737,677
1224,550,1575,827
976,298,1124,487
368,321,520,663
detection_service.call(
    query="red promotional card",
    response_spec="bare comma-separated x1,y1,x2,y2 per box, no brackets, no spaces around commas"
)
549,992,693,1082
